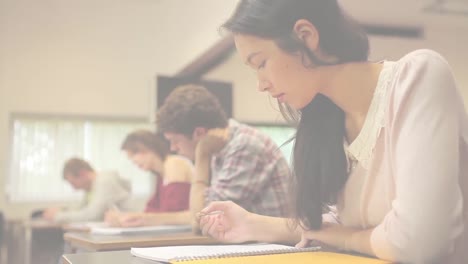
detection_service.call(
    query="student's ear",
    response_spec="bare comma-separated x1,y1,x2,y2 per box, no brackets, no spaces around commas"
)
293,19,320,52
192,127,208,141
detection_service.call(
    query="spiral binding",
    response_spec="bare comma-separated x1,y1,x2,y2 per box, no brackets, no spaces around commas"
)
173,246,321,262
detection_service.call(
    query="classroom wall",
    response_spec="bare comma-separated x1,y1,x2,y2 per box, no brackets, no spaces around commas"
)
370,28,468,103
0,0,238,219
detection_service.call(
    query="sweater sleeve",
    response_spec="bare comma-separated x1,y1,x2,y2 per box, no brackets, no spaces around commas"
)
55,172,131,223
370,50,465,263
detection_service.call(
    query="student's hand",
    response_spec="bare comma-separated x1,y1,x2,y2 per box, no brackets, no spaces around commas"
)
198,201,254,243
118,213,145,227
296,223,357,251
104,210,122,227
42,207,61,221
196,129,229,158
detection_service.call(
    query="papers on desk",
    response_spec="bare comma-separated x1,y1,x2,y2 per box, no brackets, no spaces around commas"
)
131,243,321,262
66,221,108,230
90,224,192,235
65,221,193,235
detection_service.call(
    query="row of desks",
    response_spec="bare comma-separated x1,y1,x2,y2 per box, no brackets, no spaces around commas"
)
64,231,217,252
22,220,388,264
62,251,154,264
16,220,217,264
62,232,218,264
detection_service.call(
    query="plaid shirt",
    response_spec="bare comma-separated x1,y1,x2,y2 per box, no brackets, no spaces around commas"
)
206,120,291,217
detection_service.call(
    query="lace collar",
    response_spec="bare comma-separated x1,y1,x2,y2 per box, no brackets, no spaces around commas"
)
345,61,397,170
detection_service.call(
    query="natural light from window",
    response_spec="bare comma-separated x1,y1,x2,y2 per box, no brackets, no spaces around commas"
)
7,114,153,203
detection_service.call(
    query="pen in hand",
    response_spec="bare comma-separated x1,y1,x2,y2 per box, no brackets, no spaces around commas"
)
196,210,224,219
110,204,121,212
105,204,122,227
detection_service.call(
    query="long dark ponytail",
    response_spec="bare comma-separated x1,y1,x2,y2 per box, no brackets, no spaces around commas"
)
223,0,369,230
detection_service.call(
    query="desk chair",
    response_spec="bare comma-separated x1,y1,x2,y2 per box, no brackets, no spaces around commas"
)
30,209,44,219
0,211,4,246
0,211,4,264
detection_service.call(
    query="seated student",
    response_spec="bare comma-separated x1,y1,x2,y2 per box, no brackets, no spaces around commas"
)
42,158,134,223
105,130,194,227
198,1,468,263
156,84,291,228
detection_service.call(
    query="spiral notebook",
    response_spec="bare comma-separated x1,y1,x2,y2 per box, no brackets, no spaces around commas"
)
130,243,320,262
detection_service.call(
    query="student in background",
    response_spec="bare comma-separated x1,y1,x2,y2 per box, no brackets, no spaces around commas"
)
42,158,134,223
157,84,291,230
105,130,194,227
198,0,467,263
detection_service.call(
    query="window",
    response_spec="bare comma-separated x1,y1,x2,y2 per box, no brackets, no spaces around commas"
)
250,123,296,164
7,114,153,203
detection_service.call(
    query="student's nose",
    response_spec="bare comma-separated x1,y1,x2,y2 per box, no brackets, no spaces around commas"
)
257,79,271,92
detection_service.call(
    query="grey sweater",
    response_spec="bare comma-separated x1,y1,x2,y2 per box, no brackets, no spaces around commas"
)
54,171,133,223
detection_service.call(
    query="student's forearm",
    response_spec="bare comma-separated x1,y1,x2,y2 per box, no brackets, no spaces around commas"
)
190,154,211,232
191,155,211,218
54,205,103,223
345,228,374,256
303,224,374,256
190,183,208,218
248,214,302,245
194,153,211,184
189,183,208,233
317,226,374,256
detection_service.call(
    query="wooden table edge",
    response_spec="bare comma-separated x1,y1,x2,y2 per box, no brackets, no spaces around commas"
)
64,232,219,251
61,255,72,264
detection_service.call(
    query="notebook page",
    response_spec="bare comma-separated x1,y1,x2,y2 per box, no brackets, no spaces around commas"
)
131,244,319,262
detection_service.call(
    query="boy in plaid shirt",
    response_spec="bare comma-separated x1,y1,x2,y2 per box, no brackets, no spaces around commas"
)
157,85,291,228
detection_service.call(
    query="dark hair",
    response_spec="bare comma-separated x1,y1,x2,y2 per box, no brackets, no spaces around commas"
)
223,0,369,230
121,130,170,160
63,158,94,179
156,84,228,137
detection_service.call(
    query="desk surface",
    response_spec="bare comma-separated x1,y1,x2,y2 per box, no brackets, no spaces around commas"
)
62,250,390,264
64,232,218,251
62,250,153,264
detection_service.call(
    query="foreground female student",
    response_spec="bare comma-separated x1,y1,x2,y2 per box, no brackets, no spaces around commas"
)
105,130,194,226
198,0,467,263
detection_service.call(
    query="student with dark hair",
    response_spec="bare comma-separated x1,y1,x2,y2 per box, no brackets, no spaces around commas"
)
157,84,291,228
105,130,194,227
42,158,134,223
198,1,468,263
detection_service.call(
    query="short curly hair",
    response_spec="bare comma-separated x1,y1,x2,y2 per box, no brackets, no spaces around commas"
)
156,84,228,136
63,158,94,179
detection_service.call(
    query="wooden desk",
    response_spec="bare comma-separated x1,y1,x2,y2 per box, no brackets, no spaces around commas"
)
23,220,64,264
64,232,218,252
0,219,71,264
62,250,152,264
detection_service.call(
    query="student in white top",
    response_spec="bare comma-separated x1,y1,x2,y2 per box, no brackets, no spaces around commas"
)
198,1,467,263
